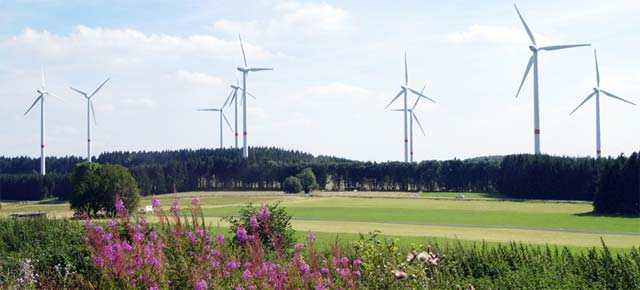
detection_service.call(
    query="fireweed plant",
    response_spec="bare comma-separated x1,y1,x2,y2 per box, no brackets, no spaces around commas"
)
83,196,362,289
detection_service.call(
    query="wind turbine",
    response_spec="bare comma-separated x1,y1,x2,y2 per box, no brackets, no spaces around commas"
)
391,86,435,162
198,106,233,149
385,53,434,162
70,77,110,162
24,68,64,175
569,49,636,158
513,4,590,155
224,80,256,149
237,34,272,159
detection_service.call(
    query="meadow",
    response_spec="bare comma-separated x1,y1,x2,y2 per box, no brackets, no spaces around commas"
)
2,191,638,249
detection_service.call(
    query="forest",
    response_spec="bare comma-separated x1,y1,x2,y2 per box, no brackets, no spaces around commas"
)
1,147,637,214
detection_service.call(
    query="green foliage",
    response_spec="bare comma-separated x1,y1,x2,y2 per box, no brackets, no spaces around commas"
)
283,176,303,193
70,162,140,217
353,232,640,289
225,203,296,251
297,168,319,193
0,218,92,287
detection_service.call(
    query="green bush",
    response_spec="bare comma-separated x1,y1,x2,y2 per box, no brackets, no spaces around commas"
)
0,218,93,288
70,162,140,217
283,176,303,193
225,203,296,251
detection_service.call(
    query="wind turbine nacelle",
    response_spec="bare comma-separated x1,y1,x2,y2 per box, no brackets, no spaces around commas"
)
37,89,45,95
593,88,600,93
237,67,248,72
529,45,538,52
231,85,240,89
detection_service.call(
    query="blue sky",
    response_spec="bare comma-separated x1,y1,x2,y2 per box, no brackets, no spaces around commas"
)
1,0,639,161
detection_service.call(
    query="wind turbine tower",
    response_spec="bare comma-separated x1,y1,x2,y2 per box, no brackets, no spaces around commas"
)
70,77,110,162
569,49,636,158
236,35,273,159
513,4,590,154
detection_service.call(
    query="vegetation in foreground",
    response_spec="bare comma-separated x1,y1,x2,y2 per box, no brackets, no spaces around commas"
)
1,199,639,289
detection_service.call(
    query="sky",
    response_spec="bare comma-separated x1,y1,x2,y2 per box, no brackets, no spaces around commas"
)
1,0,639,162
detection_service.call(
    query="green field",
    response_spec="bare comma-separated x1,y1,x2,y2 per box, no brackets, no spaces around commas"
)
2,191,638,249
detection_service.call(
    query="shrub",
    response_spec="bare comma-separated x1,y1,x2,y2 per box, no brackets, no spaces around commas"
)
283,176,303,193
225,203,296,252
297,168,319,193
0,218,92,288
70,162,140,217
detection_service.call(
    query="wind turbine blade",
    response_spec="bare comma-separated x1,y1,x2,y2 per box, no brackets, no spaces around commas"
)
601,90,637,106
248,68,273,72
594,49,600,87
569,91,595,115
197,109,221,111
222,88,234,108
408,87,436,103
385,89,405,109
41,67,46,89
24,96,42,115
390,109,405,112
89,77,110,98
45,92,66,103
239,34,248,67
514,4,536,45
222,113,233,132
404,52,408,86
412,85,426,110
539,44,590,51
228,90,238,108
90,100,97,125
515,55,534,98
241,88,257,99
413,112,426,136
70,87,88,97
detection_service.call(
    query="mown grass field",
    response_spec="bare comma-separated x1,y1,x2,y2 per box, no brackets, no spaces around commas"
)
1,191,638,249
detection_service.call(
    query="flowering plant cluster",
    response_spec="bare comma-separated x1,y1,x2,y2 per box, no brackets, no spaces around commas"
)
83,196,362,289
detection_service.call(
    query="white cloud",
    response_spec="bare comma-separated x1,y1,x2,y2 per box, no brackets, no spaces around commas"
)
0,26,272,64
214,19,258,36
173,70,224,87
447,24,550,46
273,2,351,33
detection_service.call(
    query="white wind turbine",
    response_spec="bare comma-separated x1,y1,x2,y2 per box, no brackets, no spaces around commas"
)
198,105,233,149
70,77,110,162
513,4,590,155
385,53,434,162
569,49,636,158
224,80,256,149
391,86,435,162
24,68,64,175
237,35,272,159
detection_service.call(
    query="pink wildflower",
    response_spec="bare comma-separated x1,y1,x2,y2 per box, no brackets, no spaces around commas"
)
151,198,161,208
259,207,270,222
306,231,316,241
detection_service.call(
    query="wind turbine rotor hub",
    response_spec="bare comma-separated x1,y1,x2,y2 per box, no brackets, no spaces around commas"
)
237,67,248,72
529,45,538,52
593,88,599,93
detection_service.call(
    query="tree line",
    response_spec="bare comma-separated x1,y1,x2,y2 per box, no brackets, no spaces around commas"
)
1,147,637,214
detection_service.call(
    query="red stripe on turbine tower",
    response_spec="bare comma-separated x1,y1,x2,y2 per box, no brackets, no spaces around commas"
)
534,129,540,135
243,132,247,136
597,150,601,154
41,144,45,148
404,139,408,143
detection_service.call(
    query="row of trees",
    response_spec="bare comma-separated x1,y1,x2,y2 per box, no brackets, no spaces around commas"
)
1,148,637,214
